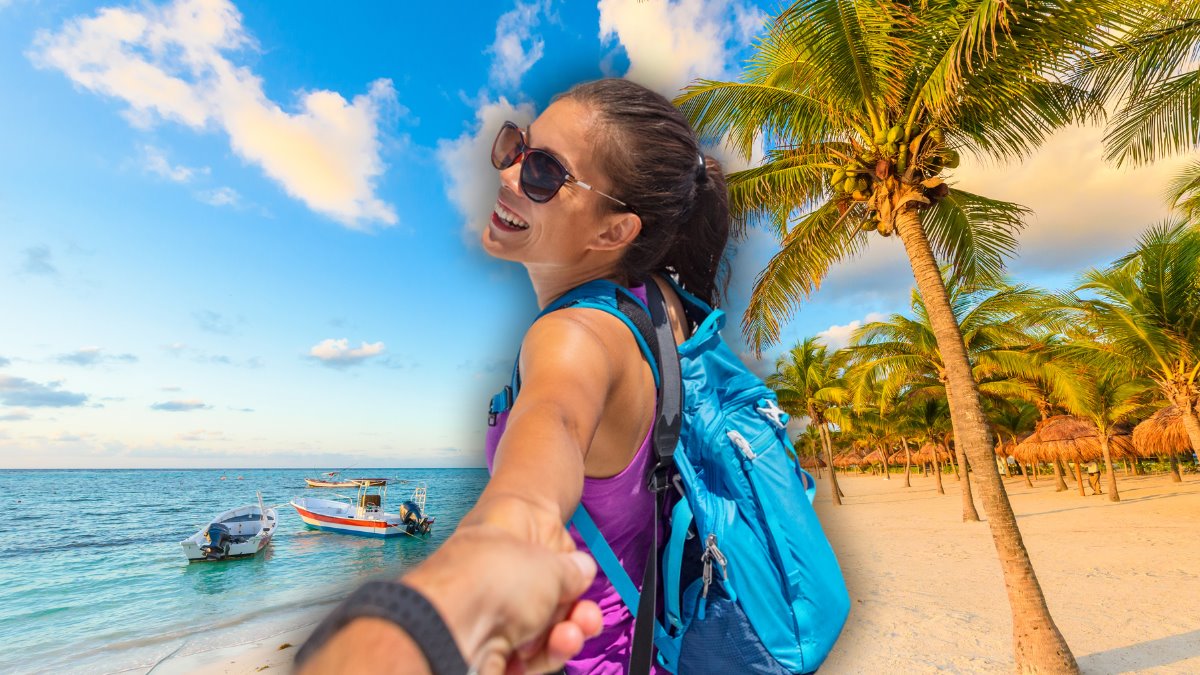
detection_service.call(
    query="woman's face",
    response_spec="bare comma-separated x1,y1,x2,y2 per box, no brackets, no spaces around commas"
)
482,98,633,266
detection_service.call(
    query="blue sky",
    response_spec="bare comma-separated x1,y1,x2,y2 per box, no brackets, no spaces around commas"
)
0,0,1185,468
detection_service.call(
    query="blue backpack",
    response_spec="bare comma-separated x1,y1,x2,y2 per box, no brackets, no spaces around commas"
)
490,276,849,674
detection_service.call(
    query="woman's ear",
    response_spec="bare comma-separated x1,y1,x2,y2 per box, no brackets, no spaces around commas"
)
590,212,642,252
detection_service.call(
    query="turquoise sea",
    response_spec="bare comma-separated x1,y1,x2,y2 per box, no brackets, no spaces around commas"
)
0,468,488,674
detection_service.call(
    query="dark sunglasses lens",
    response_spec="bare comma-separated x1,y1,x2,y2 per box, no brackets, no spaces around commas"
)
491,124,522,170
521,150,567,203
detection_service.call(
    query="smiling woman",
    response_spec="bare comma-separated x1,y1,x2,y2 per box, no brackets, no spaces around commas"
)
466,78,734,673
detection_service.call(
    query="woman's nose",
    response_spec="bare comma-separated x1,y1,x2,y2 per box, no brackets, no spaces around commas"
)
499,155,523,195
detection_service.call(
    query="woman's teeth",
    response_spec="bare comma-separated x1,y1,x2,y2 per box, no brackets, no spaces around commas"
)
494,203,530,230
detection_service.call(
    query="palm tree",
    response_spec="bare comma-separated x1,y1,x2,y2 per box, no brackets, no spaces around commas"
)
1058,221,1200,456
1074,2,1200,212
1055,362,1157,502
673,2,1129,668
769,337,849,505
840,277,1042,519
988,399,1040,484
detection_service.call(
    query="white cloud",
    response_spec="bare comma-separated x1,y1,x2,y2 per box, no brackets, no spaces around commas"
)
20,245,57,276
952,122,1190,273
488,0,550,89
437,97,536,239
150,399,210,411
598,0,765,96
817,312,887,350
142,144,204,182
309,338,386,367
31,0,399,228
57,346,138,366
197,186,239,207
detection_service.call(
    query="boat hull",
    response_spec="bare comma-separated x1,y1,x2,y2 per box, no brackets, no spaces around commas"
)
182,505,276,562
291,498,409,538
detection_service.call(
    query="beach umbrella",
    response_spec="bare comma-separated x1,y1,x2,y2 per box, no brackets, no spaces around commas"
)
913,442,951,463
832,452,861,469
1010,415,1135,465
799,455,827,470
1132,405,1194,456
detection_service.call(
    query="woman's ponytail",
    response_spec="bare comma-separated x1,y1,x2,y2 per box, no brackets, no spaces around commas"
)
665,155,730,307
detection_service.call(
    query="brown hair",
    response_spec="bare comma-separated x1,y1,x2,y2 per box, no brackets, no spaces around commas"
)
558,78,732,307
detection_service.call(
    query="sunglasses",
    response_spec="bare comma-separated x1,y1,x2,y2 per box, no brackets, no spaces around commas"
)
491,121,631,209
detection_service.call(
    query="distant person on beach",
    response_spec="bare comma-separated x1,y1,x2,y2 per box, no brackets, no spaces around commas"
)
1086,461,1102,495
466,78,731,673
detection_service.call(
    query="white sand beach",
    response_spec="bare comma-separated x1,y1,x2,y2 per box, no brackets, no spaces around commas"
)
178,470,1200,675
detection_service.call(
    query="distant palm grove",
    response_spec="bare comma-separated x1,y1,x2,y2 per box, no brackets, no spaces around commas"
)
673,0,1200,672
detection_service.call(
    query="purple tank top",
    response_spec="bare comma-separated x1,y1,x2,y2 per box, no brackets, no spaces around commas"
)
484,283,662,674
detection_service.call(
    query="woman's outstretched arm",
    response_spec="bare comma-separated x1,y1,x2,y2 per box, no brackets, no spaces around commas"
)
464,309,622,542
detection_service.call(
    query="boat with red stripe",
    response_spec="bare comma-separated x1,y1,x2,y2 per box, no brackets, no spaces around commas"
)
290,479,434,538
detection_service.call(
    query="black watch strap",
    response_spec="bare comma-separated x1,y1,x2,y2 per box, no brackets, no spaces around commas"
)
294,579,468,675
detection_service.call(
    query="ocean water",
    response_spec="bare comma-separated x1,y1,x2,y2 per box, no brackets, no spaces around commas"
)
0,468,488,674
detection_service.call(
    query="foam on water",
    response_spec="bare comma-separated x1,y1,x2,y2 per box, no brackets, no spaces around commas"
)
0,468,487,674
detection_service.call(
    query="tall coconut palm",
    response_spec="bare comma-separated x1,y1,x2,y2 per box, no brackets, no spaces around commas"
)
673,2,1135,668
1059,221,1200,455
769,337,849,505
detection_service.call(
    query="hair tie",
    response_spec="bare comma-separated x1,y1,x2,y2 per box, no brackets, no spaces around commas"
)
695,153,708,184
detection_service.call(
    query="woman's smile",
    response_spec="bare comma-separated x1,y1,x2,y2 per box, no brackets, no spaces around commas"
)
492,199,531,232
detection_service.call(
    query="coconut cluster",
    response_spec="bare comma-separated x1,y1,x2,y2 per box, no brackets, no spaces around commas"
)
828,124,958,236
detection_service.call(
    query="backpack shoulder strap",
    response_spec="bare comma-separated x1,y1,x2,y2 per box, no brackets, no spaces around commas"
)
510,279,660,397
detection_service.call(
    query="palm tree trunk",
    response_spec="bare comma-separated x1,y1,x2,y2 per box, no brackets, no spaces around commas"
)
819,423,842,506
958,450,980,521
1178,403,1200,457
896,208,1077,673
881,444,890,481
1074,460,1085,497
933,455,945,494
903,438,913,488
1059,458,1074,484
1051,457,1067,492
1023,462,1033,488
948,443,960,480
1099,433,1120,502
1169,454,1182,482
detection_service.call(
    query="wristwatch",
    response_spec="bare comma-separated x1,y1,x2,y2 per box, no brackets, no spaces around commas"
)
294,579,468,675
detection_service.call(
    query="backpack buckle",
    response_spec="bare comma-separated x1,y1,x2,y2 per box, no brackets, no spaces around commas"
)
647,463,673,493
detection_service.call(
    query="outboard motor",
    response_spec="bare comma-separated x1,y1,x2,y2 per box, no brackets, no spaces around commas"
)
201,523,231,560
399,501,432,535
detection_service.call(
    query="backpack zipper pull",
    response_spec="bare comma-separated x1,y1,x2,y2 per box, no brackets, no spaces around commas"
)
755,398,789,429
727,430,756,460
700,534,728,602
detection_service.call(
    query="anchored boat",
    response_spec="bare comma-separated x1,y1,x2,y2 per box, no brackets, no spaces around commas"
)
182,496,276,562
304,471,388,488
291,481,434,537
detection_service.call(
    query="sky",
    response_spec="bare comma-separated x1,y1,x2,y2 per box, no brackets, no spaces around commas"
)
0,0,1187,468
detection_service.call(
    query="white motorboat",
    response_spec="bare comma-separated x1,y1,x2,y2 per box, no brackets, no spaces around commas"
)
181,497,277,562
291,482,434,538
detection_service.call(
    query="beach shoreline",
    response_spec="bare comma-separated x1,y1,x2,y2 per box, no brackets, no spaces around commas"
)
161,470,1199,675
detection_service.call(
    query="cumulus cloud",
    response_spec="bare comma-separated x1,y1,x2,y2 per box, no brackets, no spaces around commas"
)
0,410,32,422
150,399,211,411
0,355,9,367
142,144,204,182
817,312,887,350
437,97,536,239
30,0,399,227
309,338,386,367
598,0,765,96
952,122,1190,273
57,346,138,366
488,0,550,89
20,245,57,276
0,375,88,407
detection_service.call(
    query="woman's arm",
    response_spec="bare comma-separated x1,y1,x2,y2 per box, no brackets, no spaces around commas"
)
464,309,623,541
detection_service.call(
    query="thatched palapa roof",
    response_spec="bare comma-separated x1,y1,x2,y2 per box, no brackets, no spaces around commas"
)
912,442,951,463
1132,405,1196,457
1011,415,1134,463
